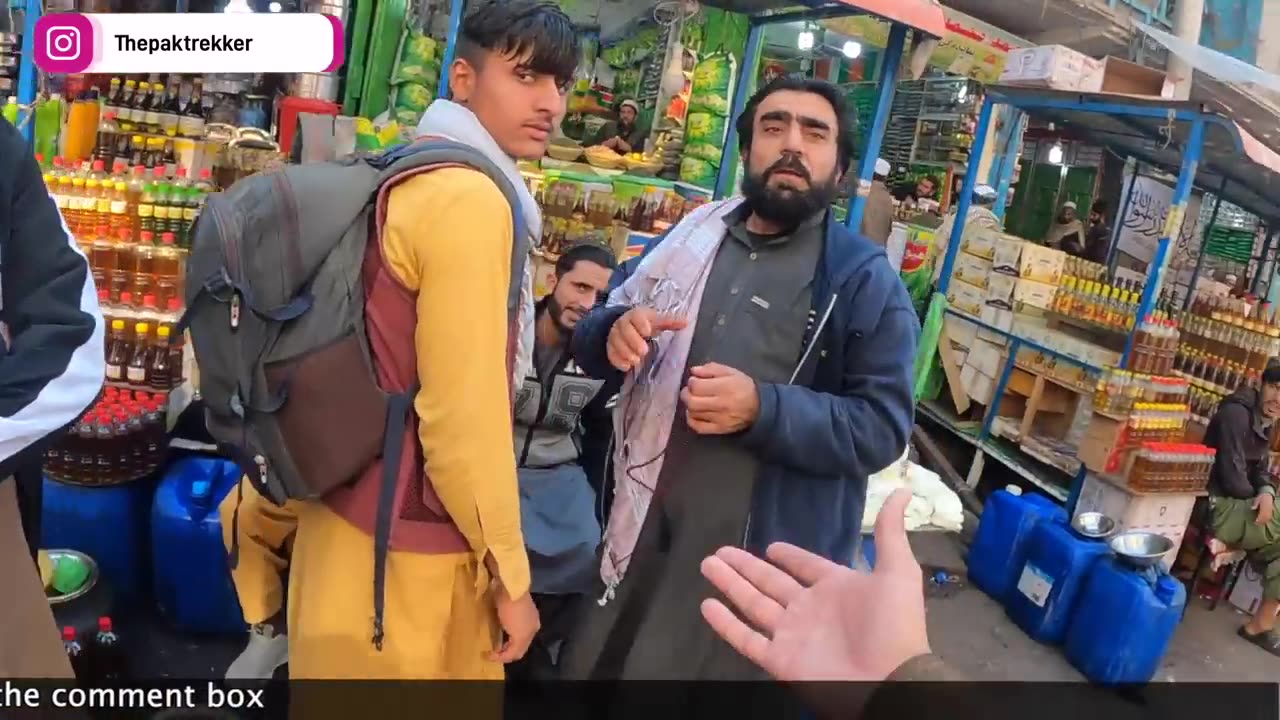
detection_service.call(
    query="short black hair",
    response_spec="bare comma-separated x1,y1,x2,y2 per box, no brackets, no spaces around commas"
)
555,242,618,278
735,75,855,175
457,0,580,89
1091,199,1108,214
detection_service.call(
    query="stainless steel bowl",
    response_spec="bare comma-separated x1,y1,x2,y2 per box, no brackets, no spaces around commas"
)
45,549,99,606
1109,531,1174,569
1072,512,1117,539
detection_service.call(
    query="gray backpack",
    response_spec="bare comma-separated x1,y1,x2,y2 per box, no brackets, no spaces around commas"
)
182,141,529,648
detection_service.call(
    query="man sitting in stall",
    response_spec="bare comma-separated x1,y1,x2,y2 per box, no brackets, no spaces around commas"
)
588,99,648,155
1203,360,1280,655
509,242,618,680
1043,200,1087,256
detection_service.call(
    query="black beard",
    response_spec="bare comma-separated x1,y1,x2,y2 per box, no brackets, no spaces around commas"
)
741,159,838,230
545,294,574,336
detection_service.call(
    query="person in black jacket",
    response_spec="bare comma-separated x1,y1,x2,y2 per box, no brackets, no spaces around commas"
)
0,117,105,677
1204,361,1280,654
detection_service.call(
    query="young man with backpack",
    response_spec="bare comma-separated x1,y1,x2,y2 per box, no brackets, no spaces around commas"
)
185,0,579,679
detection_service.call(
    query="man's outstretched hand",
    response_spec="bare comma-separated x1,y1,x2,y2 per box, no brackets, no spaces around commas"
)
699,489,930,682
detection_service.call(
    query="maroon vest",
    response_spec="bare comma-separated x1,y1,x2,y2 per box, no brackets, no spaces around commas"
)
323,163,523,554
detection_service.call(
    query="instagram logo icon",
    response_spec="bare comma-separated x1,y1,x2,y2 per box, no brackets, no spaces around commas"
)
35,14,95,73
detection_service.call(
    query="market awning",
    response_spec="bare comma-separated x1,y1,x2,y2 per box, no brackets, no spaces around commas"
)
986,85,1280,223
695,0,948,38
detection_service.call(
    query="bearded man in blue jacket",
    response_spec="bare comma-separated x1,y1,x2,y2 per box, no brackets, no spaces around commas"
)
559,75,919,680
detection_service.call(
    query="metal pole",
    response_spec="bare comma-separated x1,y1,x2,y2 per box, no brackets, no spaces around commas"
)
1065,465,1086,517
16,0,41,143
1124,117,1204,365
436,0,466,100
937,95,995,296
845,22,908,232
1251,227,1277,295
992,109,1025,223
1105,162,1140,272
713,20,765,200
1181,175,1227,311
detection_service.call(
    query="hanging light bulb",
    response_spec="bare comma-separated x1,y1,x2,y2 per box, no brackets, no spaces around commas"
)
956,83,969,101
842,40,862,59
268,1,282,10
221,0,251,11
797,30,815,51
1048,142,1064,165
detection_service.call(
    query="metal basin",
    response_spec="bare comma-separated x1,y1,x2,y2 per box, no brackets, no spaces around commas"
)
1072,512,1116,539
1109,531,1174,569
44,550,99,606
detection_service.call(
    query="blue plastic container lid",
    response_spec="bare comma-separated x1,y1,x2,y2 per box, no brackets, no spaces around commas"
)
190,479,212,503
1155,575,1181,604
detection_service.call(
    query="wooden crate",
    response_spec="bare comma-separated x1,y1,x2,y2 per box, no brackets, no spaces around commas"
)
1073,471,1202,568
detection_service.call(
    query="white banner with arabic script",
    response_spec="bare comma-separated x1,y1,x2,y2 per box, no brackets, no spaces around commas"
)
1114,174,1203,286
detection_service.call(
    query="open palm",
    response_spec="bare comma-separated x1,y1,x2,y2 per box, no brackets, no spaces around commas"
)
700,489,930,682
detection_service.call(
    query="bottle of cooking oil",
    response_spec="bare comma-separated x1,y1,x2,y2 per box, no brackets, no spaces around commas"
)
108,181,129,236
69,176,88,237
136,181,156,238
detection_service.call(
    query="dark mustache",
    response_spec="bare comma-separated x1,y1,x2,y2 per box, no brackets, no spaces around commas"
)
765,156,810,182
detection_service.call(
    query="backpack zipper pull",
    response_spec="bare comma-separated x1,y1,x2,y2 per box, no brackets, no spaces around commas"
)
230,292,241,330
254,453,268,484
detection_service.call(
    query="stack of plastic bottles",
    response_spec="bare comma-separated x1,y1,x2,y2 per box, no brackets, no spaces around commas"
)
43,387,169,486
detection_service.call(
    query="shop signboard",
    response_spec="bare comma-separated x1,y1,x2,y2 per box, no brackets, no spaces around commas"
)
1114,173,1204,285
825,8,1026,83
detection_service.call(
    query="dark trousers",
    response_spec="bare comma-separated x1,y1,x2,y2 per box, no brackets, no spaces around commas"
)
507,593,581,681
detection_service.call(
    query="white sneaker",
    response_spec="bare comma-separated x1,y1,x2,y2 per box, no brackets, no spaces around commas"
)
225,624,288,680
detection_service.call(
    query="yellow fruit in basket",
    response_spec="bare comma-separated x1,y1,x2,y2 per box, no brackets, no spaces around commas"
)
38,551,54,591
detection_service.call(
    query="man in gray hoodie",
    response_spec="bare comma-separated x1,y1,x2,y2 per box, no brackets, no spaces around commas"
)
1204,362,1280,655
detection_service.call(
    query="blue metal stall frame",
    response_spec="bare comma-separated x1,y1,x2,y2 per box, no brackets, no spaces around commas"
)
710,2,941,224
436,0,467,100
15,0,41,143
932,85,1280,514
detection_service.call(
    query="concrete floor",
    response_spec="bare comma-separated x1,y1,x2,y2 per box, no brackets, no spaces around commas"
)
912,531,1280,682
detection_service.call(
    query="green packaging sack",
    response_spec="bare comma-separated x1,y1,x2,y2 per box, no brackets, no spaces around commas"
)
393,82,433,113
684,143,723,163
679,157,719,189
688,54,736,117
393,30,441,85
394,108,424,128
686,112,727,146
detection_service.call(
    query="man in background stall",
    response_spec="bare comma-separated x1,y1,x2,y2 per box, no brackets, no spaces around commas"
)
0,116,106,678
509,242,619,680
892,173,938,205
560,75,918,680
1044,200,1087,256
589,99,648,155
1203,360,1280,656
859,158,895,247
1084,199,1111,264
